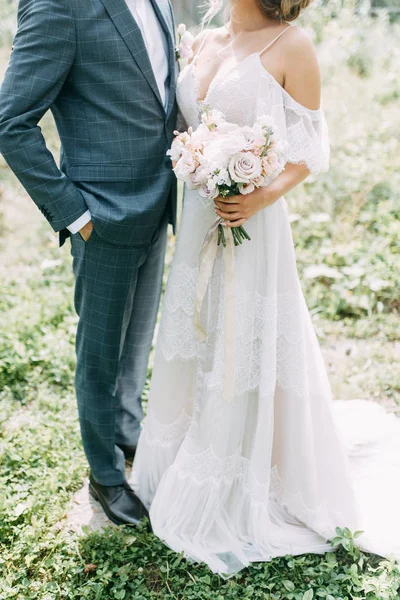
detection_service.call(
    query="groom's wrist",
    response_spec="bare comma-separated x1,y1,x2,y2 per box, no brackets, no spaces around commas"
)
67,210,92,234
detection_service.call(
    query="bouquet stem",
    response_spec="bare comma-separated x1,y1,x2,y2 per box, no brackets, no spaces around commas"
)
217,224,251,247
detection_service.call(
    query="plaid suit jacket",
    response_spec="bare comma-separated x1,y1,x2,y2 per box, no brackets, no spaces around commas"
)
0,0,178,246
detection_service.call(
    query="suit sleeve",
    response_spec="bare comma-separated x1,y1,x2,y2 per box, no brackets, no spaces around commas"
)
0,0,88,232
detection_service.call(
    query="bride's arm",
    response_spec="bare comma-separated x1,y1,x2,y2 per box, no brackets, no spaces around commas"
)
215,29,322,228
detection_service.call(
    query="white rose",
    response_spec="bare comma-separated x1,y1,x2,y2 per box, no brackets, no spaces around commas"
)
191,123,215,147
168,139,185,162
203,132,246,166
177,23,186,36
181,30,194,46
215,122,240,136
202,142,230,170
174,150,196,181
229,152,262,184
192,165,210,186
168,131,192,161
240,126,257,151
186,172,198,189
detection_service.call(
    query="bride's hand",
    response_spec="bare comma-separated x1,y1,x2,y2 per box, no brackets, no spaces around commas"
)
214,187,272,227
214,163,311,226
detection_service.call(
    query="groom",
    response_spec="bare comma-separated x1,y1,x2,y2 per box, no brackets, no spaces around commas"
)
0,0,177,525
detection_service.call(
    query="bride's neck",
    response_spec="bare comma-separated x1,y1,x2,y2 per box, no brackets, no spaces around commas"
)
229,0,273,34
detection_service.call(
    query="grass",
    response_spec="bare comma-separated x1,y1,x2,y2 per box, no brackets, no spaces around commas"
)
1,0,400,598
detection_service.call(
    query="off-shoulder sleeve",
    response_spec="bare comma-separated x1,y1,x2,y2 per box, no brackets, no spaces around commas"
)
283,94,330,175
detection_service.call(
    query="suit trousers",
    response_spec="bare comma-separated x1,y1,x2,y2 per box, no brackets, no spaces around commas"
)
70,218,168,485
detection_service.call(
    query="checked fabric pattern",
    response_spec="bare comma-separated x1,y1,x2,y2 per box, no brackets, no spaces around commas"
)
0,0,178,246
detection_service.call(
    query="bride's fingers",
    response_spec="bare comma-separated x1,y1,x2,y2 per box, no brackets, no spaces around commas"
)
217,198,239,204
215,208,241,221
223,218,247,228
215,196,241,204
214,201,240,212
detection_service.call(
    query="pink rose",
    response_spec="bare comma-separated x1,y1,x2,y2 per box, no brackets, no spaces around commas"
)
229,152,262,184
240,182,255,195
198,179,218,201
252,174,266,187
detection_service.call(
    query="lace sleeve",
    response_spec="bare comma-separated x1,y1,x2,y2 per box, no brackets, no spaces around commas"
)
283,94,330,175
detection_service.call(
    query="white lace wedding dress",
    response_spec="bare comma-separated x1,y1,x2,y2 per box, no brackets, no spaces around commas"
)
131,33,400,576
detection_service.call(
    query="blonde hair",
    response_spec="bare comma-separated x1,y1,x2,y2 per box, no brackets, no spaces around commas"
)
258,0,312,21
202,0,312,26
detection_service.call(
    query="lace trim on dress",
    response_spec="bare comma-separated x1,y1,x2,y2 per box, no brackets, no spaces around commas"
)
257,78,329,174
158,262,313,396
139,421,344,541
281,86,323,119
142,405,192,447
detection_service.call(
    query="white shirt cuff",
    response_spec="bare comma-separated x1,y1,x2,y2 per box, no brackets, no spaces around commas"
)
67,210,91,234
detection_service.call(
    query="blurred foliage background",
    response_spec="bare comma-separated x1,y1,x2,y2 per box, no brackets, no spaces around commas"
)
0,0,400,598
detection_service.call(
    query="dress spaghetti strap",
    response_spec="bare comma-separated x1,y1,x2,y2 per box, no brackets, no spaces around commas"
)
259,25,292,56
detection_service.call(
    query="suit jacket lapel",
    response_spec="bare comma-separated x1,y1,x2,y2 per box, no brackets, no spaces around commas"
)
99,0,164,110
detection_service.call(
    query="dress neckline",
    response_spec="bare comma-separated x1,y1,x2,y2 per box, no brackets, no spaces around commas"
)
193,51,256,105
192,25,292,104
186,53,322,116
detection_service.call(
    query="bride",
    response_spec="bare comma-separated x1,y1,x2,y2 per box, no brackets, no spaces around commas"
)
132,0,400,576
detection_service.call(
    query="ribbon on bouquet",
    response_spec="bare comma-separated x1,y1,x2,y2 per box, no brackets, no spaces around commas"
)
193,218,237,403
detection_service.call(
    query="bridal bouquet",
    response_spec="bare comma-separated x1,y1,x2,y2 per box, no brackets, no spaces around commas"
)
168,107,287,246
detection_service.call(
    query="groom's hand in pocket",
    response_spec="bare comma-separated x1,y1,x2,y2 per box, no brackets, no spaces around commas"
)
79,220,94,242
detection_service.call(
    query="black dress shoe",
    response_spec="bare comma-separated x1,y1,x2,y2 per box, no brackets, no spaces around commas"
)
89,473,148,526
117,443,137,462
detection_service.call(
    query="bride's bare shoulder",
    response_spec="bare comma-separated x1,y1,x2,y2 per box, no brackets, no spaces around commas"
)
260,25,318,72
281,26,321,110
282,26,318,62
